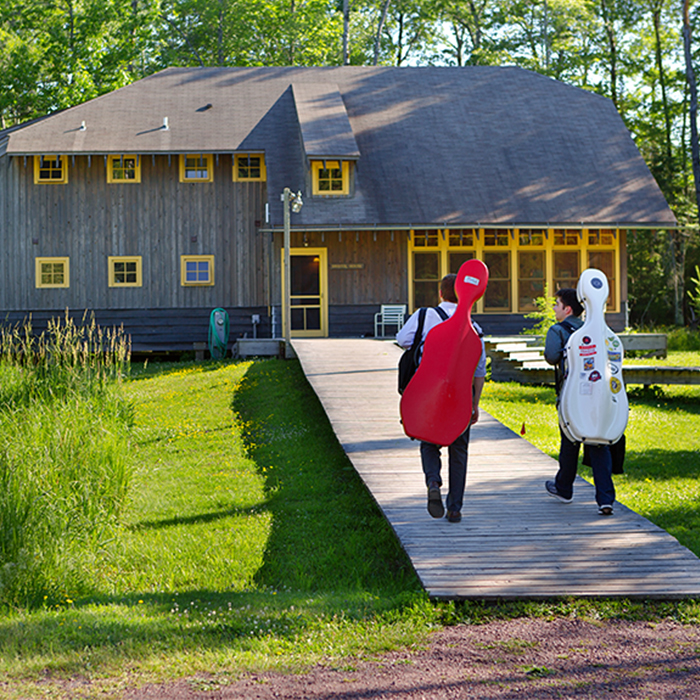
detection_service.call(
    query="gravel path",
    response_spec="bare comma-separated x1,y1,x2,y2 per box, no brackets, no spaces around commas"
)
123,617,700,699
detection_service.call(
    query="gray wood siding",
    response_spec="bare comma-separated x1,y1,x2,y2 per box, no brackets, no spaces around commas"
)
0,155,267,311
271,229,407,306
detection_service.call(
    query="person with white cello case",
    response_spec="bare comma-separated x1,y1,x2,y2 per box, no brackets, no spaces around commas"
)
544,269,628,516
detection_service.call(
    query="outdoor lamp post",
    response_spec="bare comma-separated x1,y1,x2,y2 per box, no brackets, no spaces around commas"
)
281,187,303,354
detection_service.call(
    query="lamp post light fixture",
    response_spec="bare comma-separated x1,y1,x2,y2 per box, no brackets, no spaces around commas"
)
281,188,303,354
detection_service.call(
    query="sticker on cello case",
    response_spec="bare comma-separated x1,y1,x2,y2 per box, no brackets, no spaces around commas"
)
584,358,595,371
579,345,597,357
589,370,602,382
608,351,621,362
463,275,480,285
580,382,593,395
609,363,620,375
591,278,603,289
610,378,622,394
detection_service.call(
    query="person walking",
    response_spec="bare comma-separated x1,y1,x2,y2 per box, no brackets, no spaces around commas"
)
544,288,615,515
396,274,486,523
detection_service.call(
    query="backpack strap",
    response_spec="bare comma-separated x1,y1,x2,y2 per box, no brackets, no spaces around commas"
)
409,308,428,355
554,319,578,396
434,306,449,321
559,319,577,335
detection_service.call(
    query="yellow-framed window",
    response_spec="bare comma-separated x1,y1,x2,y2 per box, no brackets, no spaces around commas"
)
108,256,142,287
34,155,68,184
180,154,213,182
107,155,141,183
311,160,350,195
181,255,214,286
587,230,617,308
408,229,478,310
407,227,621,314
233,154,266,182
552,250,580,291
36,257,69,288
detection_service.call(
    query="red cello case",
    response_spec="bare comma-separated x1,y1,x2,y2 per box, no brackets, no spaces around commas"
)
400,259,489,445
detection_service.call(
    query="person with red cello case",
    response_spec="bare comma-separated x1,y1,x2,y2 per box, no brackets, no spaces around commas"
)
396,260,489,522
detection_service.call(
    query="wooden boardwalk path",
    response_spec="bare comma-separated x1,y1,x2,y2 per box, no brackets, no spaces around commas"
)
293,338,700,599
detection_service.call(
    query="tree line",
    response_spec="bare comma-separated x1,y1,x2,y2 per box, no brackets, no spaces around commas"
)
2,0,700,326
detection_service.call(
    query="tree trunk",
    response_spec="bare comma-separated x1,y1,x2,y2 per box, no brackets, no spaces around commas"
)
218,0,224,65
652,1,674,192
600,0,618,108
343,0,350,65
374,0,391,65
683,0,700,219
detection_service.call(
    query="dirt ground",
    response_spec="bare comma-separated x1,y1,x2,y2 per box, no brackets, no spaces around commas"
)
122,617,700,699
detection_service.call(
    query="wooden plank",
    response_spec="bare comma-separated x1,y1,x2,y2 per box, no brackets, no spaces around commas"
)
293,338,700,599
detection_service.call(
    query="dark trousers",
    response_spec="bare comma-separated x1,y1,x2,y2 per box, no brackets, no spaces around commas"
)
555,428,615,506
420,425,471,513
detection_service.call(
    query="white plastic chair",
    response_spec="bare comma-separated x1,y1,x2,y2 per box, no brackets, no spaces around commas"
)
374,304,406,338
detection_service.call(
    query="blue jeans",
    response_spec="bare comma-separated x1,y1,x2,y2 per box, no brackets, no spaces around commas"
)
555,428,615,506
420,426,471,513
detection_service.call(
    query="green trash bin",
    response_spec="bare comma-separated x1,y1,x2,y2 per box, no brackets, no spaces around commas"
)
208,308,229,359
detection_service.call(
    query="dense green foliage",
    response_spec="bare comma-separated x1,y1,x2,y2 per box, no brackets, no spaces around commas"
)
2,0,700,325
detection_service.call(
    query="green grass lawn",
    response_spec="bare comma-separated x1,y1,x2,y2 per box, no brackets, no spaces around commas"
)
2,357,700,699
0,360,429,699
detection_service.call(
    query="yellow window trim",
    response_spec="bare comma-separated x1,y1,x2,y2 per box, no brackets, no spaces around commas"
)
107,155,141,184
35,257,69,288
181,255,215,286
179,154,213,183
34,155,68,184
407,227,621,314
108,256,143,287
311,160,350,196
233,153,267,182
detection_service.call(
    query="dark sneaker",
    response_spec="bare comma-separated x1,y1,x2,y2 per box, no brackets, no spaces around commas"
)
446,510,462,523
598,504,614,516
545,480,572,503
427,482,444,518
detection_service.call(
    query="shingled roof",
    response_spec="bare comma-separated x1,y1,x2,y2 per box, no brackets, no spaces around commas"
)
2,66,676,229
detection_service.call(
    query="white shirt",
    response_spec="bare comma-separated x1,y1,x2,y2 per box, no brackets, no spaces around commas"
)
396,301,487,378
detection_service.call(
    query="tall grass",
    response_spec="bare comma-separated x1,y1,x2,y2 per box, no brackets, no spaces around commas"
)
0,313,133,606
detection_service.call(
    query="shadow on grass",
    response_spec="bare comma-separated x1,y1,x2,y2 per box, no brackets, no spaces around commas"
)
231,359,420,597
0,587,411,675
621,449,700,481
128,505,264,531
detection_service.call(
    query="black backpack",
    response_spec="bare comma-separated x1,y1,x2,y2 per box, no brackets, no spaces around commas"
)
397,306,448,394
554,319,578,396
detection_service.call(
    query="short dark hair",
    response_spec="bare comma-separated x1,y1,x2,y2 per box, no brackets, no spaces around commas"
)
440,274,458,303
556,288,583,317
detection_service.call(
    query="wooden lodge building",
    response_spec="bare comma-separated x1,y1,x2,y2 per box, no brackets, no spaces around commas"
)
0,66,676,351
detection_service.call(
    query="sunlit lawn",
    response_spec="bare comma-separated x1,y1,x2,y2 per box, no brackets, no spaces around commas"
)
2,357,700,700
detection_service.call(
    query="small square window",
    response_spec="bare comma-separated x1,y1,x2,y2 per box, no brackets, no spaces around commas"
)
108,155,141,183
181,255,214,286
483,229,511,247
311,160,350,196
109,256,142,287
180,154,213,182
233,154,266,182
36,257,69,288
34,155,68,184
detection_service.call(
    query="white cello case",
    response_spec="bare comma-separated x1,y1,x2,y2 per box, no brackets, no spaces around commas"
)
558,268,628,445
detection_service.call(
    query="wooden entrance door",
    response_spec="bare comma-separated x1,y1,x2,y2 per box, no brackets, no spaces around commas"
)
283,248,328,337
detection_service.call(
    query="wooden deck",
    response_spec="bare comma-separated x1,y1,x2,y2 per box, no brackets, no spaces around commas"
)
293,338,700,600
